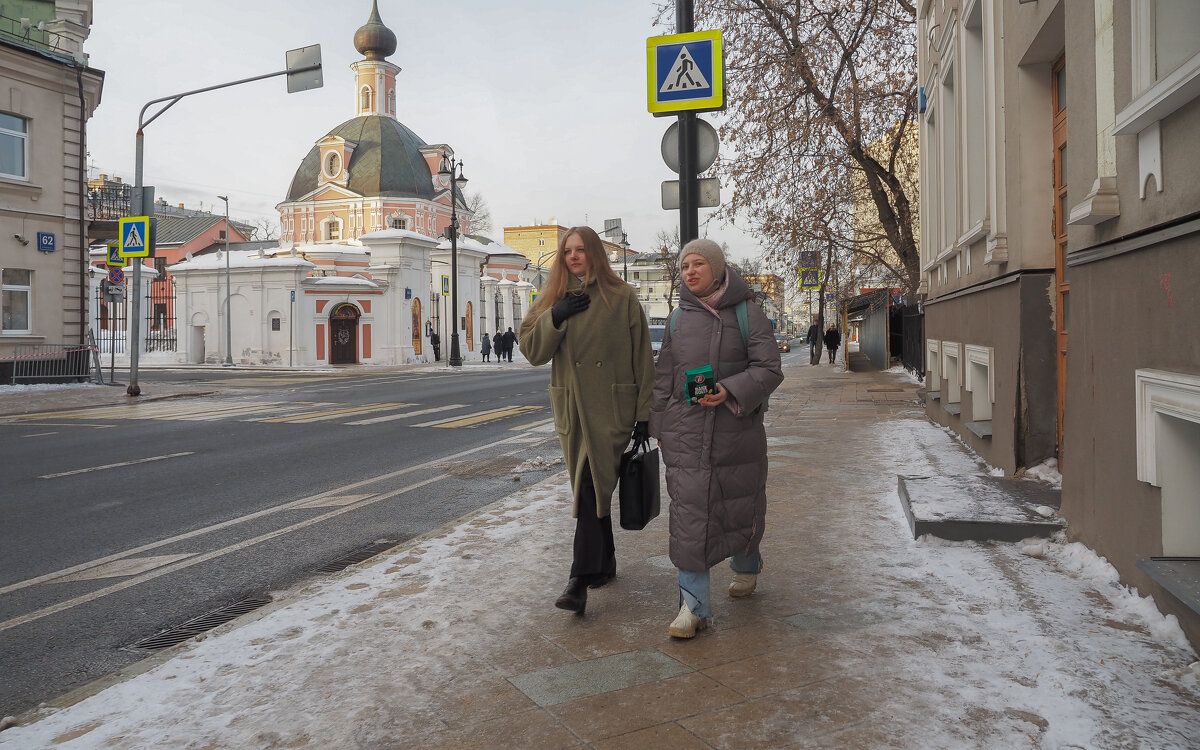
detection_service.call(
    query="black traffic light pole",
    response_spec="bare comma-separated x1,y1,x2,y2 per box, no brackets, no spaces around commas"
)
676,0,698,244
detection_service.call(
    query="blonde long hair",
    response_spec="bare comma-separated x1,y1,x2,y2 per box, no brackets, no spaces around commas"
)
529,226,626,318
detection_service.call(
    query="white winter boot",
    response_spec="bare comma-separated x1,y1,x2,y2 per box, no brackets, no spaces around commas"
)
668,603,708,639
728,573,758,597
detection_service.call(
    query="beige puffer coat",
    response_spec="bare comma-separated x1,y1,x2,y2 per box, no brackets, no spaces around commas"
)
649,269,783,571
520,276,655,517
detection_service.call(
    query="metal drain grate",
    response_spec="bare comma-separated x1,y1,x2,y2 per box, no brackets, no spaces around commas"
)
313,540,398,574
128,595,272,651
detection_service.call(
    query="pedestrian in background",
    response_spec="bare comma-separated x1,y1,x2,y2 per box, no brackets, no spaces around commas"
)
492,332,504,364
502,327,518,362
481,332,492,362
824,323,841,365
520,226,655,616
806,318,821,363
650,238,783,639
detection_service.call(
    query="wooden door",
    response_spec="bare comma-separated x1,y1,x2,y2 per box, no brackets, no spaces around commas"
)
1052,56,1069,460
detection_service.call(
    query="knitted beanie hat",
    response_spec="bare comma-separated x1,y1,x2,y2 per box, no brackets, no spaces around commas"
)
679,238,726,284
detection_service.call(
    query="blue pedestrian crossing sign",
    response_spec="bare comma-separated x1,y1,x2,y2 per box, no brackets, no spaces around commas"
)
647,29,724,116
106,240,127,267
118,216,151,258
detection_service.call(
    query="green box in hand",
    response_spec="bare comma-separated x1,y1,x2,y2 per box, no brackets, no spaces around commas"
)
685,365,716,404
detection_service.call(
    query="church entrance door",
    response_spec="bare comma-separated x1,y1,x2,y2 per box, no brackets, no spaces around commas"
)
330,303,359,364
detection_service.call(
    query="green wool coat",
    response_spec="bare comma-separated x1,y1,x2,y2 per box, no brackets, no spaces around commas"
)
520,276,655,517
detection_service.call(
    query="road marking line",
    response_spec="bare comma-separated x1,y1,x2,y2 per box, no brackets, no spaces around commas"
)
0,422,113,429
47,554,196,583
262,402,413,424
345,404,467,425
38,452,195,479
0,474,454,635
20,431,58,437
0,431,558,602
412,405,541,428
509,418,554,431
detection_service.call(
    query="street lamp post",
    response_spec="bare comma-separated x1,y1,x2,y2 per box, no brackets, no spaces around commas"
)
620,231,630,282
217,195,233,365
437,151,468,367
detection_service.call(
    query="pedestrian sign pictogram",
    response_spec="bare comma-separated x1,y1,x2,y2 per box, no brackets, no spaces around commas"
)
660,46,710,94
119,216,151,258
647,29,724,116
106,241,127,267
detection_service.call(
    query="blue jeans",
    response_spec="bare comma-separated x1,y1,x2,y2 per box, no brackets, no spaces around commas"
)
678,551,763,618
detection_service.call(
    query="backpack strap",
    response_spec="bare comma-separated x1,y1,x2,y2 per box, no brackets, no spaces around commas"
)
735,300,750,348
669,308,679,339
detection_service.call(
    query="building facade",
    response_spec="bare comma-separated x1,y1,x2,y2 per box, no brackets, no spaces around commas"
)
919,0,1200,644
0,0,102,359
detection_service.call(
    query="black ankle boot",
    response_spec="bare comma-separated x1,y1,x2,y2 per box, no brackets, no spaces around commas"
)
555,577,587,614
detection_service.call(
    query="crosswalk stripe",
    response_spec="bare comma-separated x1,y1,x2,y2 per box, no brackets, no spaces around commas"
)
259,402,413,424
345,404,468,426
416,405,543,429
508,418,555,432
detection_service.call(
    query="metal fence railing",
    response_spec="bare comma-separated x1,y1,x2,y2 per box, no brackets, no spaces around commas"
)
1,343,96,384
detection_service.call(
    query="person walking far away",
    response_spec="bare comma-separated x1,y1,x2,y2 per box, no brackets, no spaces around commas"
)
430,331,441,362
502,327,518,362
492,332,504,364
480,331,491,362
650,239,784,638
520,226,655,616
805,318,821,364
824,323,841,365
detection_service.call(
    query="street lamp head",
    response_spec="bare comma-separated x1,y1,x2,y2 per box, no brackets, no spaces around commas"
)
217,195,228,203
437,152,452,177
455,163,468,189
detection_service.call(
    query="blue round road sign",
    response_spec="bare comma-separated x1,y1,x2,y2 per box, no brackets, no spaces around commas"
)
108,267,124,285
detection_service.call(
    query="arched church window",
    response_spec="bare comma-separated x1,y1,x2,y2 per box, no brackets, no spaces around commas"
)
387,212,409,230
360,86,373,113
325,218,342,242
388,89,396,114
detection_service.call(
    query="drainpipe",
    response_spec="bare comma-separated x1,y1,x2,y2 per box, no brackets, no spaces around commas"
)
76,63,88,345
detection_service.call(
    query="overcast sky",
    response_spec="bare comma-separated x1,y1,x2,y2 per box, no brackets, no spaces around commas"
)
83,0,758,260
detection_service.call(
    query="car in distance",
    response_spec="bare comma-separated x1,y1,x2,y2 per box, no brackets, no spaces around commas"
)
649,324,666,360
775,333,791,352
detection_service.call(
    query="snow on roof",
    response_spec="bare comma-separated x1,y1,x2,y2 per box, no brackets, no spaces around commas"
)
170,251,314,272
305,275,380,288
358,228,439,244
290,243,370,256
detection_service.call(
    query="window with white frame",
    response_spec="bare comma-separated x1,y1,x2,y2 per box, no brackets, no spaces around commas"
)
1117,0,1200,135
2,269,32,333
1135,369,1200,556
0,113,28,180
922,96,941,262
964,344,994,422
960,1,988,241
324,217,342,242
927,339,941,391
939,62,959,256
942,341,962,404
360,86,373,113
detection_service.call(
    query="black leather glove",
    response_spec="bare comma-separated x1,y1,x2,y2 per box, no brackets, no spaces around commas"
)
632,420,650,444
551,293,590,327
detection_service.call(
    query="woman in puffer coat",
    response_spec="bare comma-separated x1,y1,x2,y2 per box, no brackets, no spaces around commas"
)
520,226,655,616
649,239,783,638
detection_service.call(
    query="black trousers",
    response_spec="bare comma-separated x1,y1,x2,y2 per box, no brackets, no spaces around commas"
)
569,463,615,583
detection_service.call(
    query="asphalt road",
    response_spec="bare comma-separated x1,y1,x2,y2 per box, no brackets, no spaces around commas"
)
0,366,555,718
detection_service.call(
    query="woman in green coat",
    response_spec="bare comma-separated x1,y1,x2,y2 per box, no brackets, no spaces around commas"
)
520,226,655,615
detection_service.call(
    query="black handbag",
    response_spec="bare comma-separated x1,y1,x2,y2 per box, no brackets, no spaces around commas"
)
618,435,661,530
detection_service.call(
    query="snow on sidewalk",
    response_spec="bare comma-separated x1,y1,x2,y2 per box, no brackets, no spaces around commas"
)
1,410,1198,748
